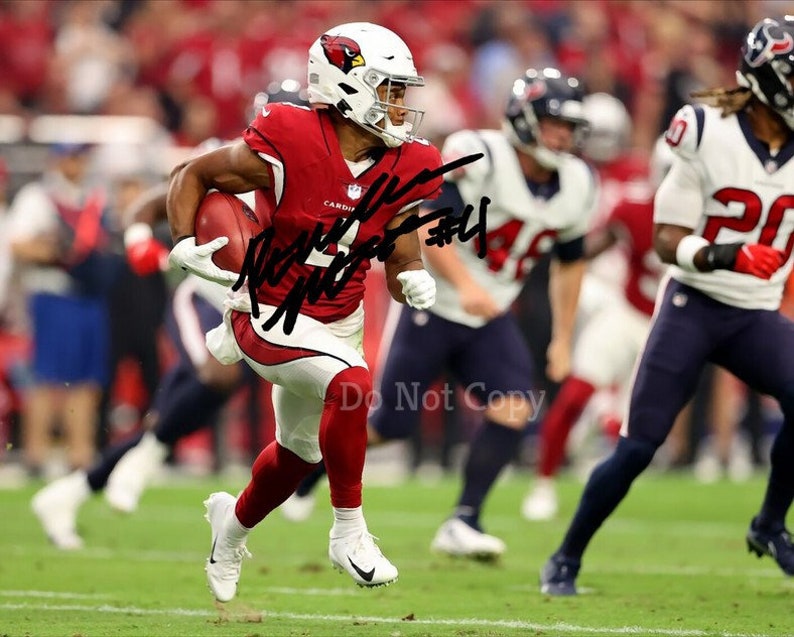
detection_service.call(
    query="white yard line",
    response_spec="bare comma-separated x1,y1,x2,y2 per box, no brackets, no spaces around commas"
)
0,590,111,599
0,600,776,637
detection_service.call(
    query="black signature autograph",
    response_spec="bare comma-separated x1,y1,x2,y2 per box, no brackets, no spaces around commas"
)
232,153,488,334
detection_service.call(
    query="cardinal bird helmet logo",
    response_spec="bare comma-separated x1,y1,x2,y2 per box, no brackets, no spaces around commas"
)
320,34,365,74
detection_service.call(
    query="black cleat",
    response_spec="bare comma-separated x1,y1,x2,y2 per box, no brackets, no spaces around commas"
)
540,553,581,596
746,516,794,576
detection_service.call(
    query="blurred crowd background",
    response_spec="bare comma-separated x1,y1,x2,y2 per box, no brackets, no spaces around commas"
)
0,0,792,486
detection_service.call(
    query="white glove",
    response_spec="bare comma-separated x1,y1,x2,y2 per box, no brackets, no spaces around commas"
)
396,269,436,310
167,236,239,285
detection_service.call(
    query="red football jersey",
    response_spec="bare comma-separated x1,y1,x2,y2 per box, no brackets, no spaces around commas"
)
608,192,663,316
242,104,443,323
592,153,649,226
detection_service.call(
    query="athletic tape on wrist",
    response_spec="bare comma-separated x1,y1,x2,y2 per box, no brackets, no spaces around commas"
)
123,222,153,248
675,235,710,272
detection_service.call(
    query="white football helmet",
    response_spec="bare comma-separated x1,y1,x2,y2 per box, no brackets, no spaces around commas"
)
307,22,425,147
581,92,631,164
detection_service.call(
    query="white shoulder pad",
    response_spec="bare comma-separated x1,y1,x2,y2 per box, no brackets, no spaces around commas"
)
440,129,491,184
565,156,598,212
556,155,598,241
662,104,705,161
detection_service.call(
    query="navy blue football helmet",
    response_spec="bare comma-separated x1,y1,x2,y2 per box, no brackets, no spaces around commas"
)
503,68,587,169
737,17,794,129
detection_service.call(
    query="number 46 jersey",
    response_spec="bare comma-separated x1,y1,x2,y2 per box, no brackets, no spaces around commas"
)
655,103,794,310
425,129,597,328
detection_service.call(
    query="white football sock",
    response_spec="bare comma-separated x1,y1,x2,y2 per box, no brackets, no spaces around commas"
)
331,506,366,536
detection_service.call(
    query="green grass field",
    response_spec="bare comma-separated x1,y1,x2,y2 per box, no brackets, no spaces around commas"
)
2,471,793,637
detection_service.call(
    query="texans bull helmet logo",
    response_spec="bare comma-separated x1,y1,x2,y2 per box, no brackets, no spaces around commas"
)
744,19,794,68
320,34,365,74
523,79,547,102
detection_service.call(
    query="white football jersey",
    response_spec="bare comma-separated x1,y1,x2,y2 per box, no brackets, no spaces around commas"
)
427,129,596,327
655,104,794,309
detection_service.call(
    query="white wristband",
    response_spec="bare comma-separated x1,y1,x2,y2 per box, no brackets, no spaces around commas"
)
124,222,153,248
675,235,710,272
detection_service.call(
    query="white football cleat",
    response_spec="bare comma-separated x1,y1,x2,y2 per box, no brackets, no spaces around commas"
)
280,492,316,522
204,492,251,603
521,478,559,521
431,517,505,560
728,436,754,483
693,446,723,484
31,471,90,550
328,528,398,587
105,432,169,513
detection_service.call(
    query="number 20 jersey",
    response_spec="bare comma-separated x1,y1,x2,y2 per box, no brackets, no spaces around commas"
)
426,129,596,327
656,103,794,310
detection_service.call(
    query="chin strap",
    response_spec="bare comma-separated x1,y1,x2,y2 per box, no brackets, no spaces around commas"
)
381,121,411,147
529,145,564,171
502,120,564,170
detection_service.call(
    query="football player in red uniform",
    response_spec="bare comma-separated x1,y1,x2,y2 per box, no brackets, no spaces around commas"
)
167,22,450,600
283,68,597,560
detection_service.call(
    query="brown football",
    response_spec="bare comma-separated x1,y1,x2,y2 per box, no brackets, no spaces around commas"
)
194,191,262,273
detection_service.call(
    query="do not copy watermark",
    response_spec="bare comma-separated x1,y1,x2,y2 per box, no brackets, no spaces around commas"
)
340,381,546,421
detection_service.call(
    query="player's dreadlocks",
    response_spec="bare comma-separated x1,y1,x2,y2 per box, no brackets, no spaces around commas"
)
690,86,753,118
